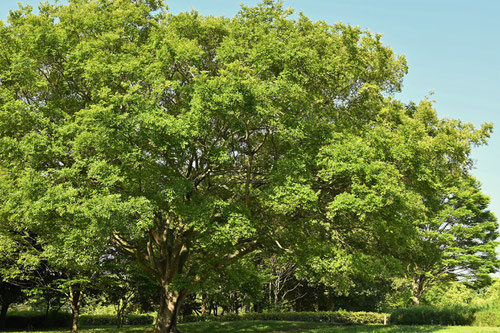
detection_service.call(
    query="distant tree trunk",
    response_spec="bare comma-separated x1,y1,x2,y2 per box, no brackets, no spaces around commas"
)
116,301,124,328
234,301,239,315
201,293,208,315
0,301,10,330
116,311,123,328
313,291,319,312
326,289,335,312
253,302,263,313
45,299,50,320
69,284,83,333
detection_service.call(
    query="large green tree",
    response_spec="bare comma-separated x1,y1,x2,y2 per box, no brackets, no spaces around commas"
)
0,0,495,332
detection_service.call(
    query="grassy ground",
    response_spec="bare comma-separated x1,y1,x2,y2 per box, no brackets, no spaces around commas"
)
11,321,500,333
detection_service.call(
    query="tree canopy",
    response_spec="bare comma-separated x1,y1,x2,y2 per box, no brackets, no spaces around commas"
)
0,0,497,332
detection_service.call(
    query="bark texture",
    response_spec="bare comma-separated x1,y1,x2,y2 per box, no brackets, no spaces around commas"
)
69,285,83,333
411,274,427,306
153,288,186,333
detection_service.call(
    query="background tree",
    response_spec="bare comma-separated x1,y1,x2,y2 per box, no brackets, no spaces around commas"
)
197,256,265,315
97,249,159,328
406,175,499,305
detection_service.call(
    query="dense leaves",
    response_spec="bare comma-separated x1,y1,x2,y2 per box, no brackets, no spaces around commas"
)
0,0,497,332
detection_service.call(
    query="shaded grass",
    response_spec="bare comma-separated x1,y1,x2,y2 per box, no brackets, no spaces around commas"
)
8,321,500,333
304,324,500,332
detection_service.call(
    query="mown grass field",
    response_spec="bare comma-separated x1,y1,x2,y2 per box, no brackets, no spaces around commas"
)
14,321,500,333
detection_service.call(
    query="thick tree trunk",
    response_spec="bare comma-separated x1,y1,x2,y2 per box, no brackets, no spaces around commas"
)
0,301,10,331
69,285,83,333
153,287,186,333
411,275,426,306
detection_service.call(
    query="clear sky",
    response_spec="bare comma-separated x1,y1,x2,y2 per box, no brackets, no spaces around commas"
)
169,0,500,221
1,1,499,260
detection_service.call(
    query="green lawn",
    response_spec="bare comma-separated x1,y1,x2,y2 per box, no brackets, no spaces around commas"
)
15,321,500,333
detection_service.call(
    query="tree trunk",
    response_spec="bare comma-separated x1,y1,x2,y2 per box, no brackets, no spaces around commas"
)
71,306,80,333
326,290,334,312
69,285,83,333
0,301,10,331
153,287,186,333
411,275,426,306
116,309,123,328
45,299,50,320
201,294,207,315
116,298,126,328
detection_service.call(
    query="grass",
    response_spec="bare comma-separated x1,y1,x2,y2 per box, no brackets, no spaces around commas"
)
10,321,500,333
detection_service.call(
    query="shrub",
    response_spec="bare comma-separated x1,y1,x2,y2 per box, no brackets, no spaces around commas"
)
181,311,387,325
474,307,500,327
390,306,477,325
126,314,155,325
78,313,154,326
79,314,116,326
3,311,154,329
5,311,72,329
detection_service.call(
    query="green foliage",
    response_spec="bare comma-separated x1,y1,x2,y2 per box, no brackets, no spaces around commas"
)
182,310,387,325
93,250,161,324
2,312,153,329
0,0,497,330
390,306,478,326
405,175,499,304
478,279,500,307
471,279,500,327
422,282,476,307
4,311,72,330
199,256,266,314
79,314,154,326
474,308,500,327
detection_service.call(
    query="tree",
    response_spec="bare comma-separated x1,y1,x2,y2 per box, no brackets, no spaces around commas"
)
0,0,494,332
406,175,499,305
197,256,265,315
421,281,476,307
97,248,159,328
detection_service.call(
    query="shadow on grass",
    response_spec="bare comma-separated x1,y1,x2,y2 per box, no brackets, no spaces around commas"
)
9,322,499,333
178,321,452,333
179,322,495,333
331,325,444,332
179,320,325,332
301,324,499,333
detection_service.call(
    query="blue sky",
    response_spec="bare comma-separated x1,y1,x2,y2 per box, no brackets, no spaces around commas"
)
171,1,500,235
168,0,500,219
1,1,499,256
